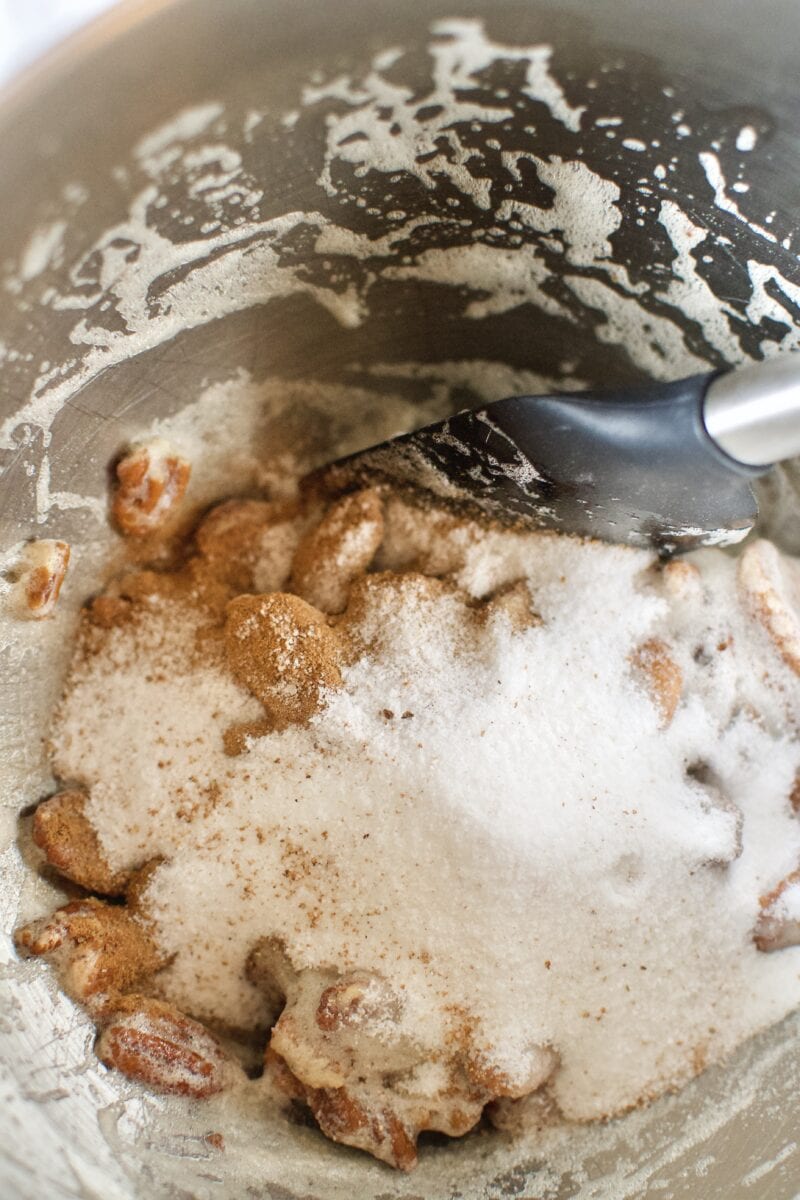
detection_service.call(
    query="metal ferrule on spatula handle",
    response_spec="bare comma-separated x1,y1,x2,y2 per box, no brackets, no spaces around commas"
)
704,356,800,468
321,352,800,552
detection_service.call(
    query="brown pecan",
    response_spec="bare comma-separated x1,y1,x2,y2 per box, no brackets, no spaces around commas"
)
264,974,498,1172
630,637,683,727
14,540,70,619
315,974,401,1032
32,790,130,896
224,592,345,726
266,1020,494,1172
196,498,299,592
14,898,164,1013
290,489,384,614
307,1086,418,1172
112,439,190,538
97,995,228,1098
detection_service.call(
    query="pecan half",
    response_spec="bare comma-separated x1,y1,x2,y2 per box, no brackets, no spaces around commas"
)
97,995,229,1098
224,592,345,726
630,637,683,727
290,489,384,614
261,965,532,1171
112,439,190,538
32,790,130,896
14,898,164,1014
196,498,299,593
308,1086,418,1172
265,1042,487,1173
315,974,402,1032
13,539,70,619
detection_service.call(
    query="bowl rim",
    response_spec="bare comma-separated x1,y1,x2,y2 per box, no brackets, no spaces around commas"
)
0,0,180,135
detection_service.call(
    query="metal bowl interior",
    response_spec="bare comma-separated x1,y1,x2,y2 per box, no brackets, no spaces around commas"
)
1,1,799,1197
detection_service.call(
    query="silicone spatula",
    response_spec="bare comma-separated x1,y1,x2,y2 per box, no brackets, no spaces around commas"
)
321,356,800,553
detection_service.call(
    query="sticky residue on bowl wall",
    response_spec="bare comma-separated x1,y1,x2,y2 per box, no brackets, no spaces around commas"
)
2,16,800,1200
2,18,800,529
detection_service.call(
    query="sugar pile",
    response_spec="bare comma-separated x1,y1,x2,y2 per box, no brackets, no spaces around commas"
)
50,495,800,1122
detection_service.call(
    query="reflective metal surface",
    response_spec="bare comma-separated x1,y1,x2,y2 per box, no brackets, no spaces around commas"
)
705,357,800,467
1,1,799,1197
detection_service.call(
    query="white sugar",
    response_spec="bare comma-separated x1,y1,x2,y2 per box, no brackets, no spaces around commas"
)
51,501,800,1121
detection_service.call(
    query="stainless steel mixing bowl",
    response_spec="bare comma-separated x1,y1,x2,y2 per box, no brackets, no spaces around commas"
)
1,1,799,1196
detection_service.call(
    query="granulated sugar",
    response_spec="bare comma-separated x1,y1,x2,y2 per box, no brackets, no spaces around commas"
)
49,493,800,1124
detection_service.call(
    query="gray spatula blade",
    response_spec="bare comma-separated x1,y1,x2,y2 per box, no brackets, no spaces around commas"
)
322,375,762,553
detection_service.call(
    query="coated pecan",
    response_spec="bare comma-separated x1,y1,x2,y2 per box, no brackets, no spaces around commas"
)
98,995,228,1098
315,974,401,1032
112,439,190,538
308,1086,418,1172
290,489,384,614
14,898,164,1013
224,592,344,726
196,498,299,592
630,637,683,727
32,790,130,896
14,539,70,619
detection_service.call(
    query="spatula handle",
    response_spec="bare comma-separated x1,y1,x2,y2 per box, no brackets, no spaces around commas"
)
704,356,800,468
